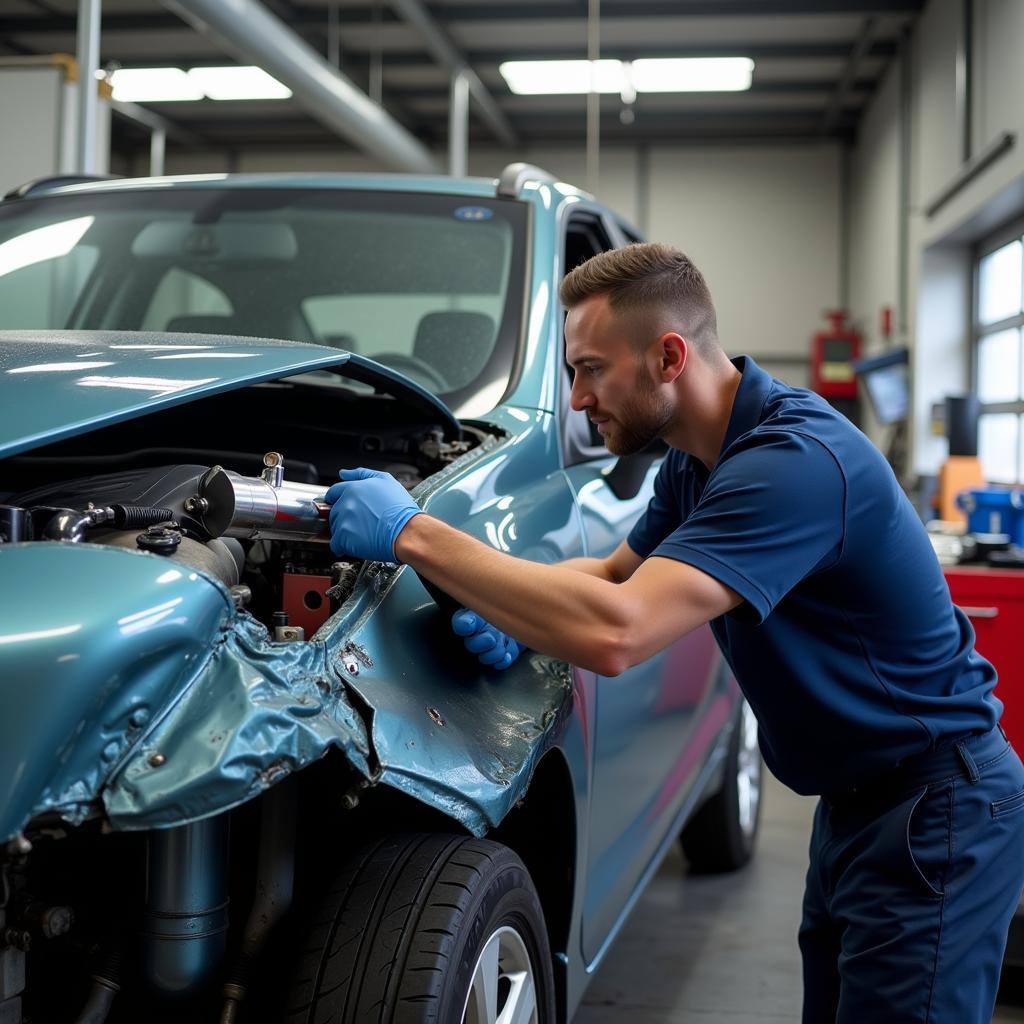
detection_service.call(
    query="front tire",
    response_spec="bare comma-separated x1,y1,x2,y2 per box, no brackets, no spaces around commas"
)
286,833,556,1023
680,698,762,873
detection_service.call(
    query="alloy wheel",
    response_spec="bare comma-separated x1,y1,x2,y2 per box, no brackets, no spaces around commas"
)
736,699,761,838
461,924,538,1024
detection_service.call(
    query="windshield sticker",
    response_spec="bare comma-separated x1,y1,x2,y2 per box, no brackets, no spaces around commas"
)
453,206,493,222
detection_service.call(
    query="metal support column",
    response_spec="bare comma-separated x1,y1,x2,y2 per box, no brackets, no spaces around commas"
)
449,68,469,177
75,0,101,173
586,0,600,196
150,128,166,176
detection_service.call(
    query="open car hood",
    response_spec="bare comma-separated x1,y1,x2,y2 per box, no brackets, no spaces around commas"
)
0,330,460,459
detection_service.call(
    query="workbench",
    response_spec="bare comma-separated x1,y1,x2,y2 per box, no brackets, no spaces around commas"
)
944,565,1024,752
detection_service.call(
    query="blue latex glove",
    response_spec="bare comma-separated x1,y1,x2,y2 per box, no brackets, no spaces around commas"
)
324,468,423,562
451,609,524,671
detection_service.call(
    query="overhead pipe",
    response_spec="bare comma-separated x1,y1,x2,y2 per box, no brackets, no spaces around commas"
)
162,0,438,173
388,0,517,148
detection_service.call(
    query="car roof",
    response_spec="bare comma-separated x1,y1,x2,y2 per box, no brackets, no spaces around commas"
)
4,171,590,205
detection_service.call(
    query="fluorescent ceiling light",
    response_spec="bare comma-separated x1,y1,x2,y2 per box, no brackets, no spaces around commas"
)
499,60,627,95
109,66,291,102
110,68,203,102
630,58,754,92
500,57,754,95
188,66,292,100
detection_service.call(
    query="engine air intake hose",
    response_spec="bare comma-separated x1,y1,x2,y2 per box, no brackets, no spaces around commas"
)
110,505,175,529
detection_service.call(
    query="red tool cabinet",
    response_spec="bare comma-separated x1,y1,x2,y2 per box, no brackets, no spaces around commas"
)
944,566,1024,752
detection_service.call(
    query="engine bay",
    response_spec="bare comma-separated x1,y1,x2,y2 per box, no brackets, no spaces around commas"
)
0,373,491,638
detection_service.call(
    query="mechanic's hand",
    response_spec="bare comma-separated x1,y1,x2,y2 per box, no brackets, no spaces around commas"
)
324,468,423,562
451,609,524,671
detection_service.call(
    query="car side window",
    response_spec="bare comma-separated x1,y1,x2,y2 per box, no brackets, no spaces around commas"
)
616,220,645,245
562,213,617,462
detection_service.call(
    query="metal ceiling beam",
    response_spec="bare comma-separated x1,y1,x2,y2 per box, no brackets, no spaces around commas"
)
358,41,903,63
111,99,204,146
387,0,518,147
336,0,924,16
179,108,859,132
0,8,920,34
161,0,438,172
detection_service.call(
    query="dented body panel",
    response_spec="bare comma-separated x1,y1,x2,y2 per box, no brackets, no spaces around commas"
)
1,409,578,841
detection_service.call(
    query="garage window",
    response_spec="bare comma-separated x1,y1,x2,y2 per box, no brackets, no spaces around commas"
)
974,220,1024,483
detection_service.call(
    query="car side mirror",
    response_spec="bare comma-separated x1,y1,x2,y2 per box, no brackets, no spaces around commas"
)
603,438,666,500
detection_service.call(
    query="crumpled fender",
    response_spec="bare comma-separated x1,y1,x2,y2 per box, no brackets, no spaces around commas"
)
0,543,234,842
104,615,373,829
104,567,572,836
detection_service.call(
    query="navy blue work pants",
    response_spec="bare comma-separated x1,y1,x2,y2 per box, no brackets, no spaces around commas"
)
800,727,1024,1023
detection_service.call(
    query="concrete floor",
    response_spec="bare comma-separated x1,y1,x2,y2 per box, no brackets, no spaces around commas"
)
575,771,1024,1023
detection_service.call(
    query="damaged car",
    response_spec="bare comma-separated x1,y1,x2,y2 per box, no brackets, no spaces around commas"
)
0,165,761,1023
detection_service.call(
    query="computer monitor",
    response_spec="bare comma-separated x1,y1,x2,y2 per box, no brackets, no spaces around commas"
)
853,348,909,425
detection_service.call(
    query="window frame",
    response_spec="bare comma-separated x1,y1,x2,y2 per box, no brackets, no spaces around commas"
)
972,213,1024,483
559,207,627,467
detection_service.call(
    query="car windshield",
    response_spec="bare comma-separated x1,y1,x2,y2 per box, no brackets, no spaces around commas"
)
0,186,527,417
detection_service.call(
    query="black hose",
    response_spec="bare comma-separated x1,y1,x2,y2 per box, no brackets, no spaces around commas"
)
110,505,175,529
71,981,117,1024
72,950,121,1024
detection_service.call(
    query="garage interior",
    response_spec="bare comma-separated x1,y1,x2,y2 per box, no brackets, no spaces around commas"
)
2,0,1024,1022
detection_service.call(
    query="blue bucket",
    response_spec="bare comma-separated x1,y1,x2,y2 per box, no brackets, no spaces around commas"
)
957,488,1024,544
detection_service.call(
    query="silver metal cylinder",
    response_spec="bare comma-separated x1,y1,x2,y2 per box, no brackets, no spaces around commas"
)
142,815,229,998
193,467,330,543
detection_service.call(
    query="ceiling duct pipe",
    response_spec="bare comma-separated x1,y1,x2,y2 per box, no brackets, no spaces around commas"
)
388,0,518,149
162,0,438,173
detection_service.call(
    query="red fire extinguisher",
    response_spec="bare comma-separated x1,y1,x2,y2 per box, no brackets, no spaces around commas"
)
811,310,860,399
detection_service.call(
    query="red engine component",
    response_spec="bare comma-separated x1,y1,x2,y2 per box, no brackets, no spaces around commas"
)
811,310,861,400
282,571,333,637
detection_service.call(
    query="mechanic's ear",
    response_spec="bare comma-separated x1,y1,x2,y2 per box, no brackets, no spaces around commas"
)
658,332,687,384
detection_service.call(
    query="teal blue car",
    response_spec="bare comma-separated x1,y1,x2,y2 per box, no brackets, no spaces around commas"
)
0,166,761,1024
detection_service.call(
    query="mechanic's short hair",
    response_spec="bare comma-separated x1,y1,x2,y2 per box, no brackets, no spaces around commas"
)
559,242,720,358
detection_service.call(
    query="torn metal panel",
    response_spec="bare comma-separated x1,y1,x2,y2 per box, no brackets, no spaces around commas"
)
338,545,575,837
105,615,373,829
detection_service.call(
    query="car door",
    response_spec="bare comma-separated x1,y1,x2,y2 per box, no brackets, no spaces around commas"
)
559,210,725,964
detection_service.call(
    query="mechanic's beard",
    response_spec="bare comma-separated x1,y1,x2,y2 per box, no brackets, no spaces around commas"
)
603,366,674,456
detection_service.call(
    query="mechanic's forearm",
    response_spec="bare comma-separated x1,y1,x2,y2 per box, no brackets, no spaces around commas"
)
394,514,635,674
558,555,620,582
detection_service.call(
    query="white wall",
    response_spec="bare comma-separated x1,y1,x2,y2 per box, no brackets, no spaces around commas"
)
848,0,1024,477
0,64,111,196
134,140,837,388
646,144,839,387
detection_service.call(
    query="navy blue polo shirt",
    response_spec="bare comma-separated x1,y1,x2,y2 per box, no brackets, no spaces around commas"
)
627,356,1000,796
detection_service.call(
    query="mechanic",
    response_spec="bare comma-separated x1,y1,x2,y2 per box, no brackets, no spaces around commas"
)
323,242,1024,1024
